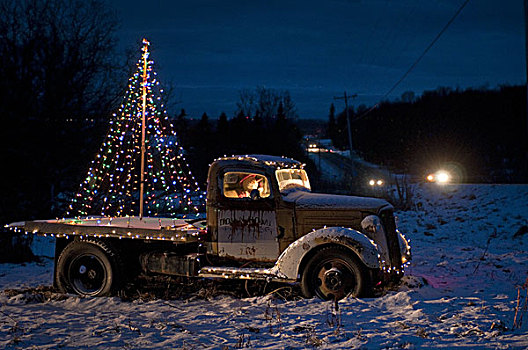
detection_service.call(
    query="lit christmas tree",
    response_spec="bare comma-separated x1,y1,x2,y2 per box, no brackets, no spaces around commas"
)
67,39,203,219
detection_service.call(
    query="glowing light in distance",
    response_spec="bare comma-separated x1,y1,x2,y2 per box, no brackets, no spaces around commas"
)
436,171,450,183
426,170,451,184
368,179,384,187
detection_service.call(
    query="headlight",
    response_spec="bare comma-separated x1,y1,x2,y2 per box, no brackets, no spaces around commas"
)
426,170,451,184
368,179,385,187
436,171,450,183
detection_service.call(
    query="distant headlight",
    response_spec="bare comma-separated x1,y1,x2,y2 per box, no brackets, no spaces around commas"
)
436,171,450,183
368,179,385,187
426,170,451,184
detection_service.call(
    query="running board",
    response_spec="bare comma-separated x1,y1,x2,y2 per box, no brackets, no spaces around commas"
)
198,266,294,282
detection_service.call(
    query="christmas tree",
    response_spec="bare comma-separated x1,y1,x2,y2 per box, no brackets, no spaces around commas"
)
67,39,203,219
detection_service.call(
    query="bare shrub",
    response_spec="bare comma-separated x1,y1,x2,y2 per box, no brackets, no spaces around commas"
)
513,277,528,329
385,174,414,211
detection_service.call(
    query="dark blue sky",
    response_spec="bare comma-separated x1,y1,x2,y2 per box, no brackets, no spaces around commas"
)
110,0,525,119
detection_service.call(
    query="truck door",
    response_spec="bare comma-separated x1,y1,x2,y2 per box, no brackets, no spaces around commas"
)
216,170,280,262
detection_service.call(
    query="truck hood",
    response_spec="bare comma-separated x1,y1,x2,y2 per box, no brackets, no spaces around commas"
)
282,190,391,213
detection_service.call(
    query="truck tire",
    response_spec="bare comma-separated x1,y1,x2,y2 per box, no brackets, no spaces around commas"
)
55,239,122,297
300,246,369,300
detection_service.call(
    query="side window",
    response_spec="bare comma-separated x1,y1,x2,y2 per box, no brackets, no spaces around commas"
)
223,172,271,199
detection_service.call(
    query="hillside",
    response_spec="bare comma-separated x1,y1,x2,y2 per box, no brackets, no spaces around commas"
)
1,183,527,348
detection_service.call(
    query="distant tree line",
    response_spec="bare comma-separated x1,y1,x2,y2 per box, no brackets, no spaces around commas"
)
0,0,126,224
173,87,307,183
328,85,528,182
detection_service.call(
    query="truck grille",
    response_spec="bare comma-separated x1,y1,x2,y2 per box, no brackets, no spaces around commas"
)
379,208,402,271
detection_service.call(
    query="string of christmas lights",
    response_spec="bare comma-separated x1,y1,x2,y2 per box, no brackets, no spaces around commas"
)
67,39,204,219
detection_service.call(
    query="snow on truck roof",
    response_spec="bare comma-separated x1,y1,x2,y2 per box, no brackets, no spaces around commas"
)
216,155,304,169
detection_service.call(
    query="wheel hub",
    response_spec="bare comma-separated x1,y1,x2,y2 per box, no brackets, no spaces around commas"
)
87,269,97,280
70,255,106,296
78,263,98,280
323,267,343,291
313,258,357,300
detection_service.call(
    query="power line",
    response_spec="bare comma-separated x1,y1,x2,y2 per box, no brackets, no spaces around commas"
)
354,0,471,123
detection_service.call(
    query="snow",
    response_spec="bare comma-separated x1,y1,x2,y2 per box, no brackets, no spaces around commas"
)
308,152,346,182
1,183,528,349
283,190,389,211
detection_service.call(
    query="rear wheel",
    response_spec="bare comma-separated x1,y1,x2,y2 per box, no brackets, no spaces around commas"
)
56,239,122,297
301,246,369,300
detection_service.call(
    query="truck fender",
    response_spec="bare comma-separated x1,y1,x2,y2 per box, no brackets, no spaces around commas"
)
270,227,381,281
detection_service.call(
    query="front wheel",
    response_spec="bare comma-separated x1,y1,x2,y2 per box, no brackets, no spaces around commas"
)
300,246,369,300
55,239,122,297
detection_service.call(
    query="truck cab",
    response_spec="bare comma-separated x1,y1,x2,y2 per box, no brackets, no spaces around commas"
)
202,155,410,299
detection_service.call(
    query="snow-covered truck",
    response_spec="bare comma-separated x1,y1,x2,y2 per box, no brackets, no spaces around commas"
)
8,155,411,300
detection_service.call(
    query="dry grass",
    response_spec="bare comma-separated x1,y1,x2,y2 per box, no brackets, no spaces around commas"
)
513,277,528,329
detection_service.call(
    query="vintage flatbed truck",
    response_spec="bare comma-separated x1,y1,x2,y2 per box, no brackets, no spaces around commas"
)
8,155,411,300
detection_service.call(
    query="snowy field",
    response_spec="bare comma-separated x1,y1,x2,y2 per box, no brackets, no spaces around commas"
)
1,184,528,349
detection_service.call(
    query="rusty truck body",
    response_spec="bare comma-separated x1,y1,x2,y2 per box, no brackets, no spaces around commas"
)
8,155,411,300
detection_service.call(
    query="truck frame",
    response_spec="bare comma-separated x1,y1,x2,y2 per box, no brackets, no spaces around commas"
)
8,155,411,300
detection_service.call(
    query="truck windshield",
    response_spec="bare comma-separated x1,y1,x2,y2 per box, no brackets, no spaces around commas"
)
276,169,311,193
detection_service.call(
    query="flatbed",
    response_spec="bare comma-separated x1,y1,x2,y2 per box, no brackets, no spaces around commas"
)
8,216,205,242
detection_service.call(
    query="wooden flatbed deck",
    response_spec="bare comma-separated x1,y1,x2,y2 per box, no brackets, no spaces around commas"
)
7,216,205,242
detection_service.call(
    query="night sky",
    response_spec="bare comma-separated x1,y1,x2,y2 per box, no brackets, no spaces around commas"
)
110,0,525,119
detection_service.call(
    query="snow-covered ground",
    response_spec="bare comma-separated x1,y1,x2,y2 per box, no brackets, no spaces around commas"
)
308,152,346,182
1,184,528,349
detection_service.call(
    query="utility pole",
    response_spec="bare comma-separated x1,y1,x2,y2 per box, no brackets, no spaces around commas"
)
334,91,357,177
334,91,357,158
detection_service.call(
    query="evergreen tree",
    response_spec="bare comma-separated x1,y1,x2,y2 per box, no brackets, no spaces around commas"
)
67,39,203,218
217,112,228,135
186,112,214,183
198,112,211,134
277,101,286,122
215,112,230,156
175,108,188,145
